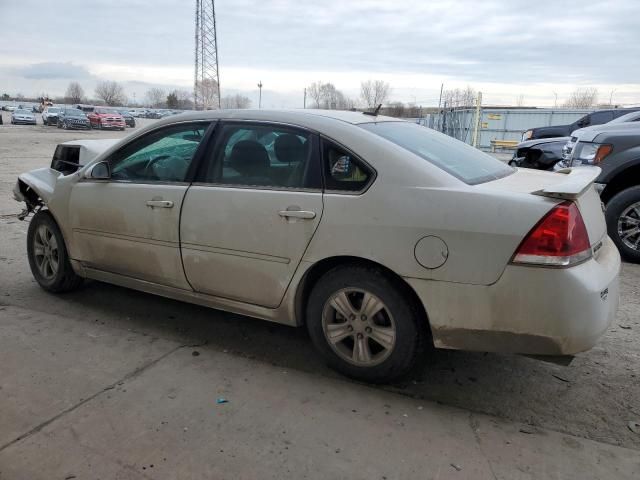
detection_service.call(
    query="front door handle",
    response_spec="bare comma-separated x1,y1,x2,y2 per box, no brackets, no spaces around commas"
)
278,209,316,219
146,200,174,208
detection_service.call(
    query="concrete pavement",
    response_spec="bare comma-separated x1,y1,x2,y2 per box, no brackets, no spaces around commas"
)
1,305,638,479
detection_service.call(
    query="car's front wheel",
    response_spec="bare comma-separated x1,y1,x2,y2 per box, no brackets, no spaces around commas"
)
27,211,83,292
306,265,426,383
606,186,640,263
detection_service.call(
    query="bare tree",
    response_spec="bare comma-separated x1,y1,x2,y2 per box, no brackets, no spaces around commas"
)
307,82,323,108
65,82,84,104
564,87,598,108
360,80,391,109
306,82,353,110
221,94,252,109
145,87,166,108
95,81,127,106
516,94,525,107
195,79,220,109
441,86,476,108
386,101,406,117
175,90,193,109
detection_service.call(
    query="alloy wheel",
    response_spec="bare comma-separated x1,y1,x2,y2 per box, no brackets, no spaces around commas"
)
618,201,640,251
33,224,59,280
322,288,396,367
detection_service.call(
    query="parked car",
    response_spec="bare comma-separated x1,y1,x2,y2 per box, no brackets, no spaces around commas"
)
522,108,640,141
13,110,620,382
11,108,37,125
512,110,640,170
509,137,570,170
145,110,163,119
42,106,62,126
114,108,136,128
562,110,640,161
556,123,640,262
5,105,17,112
57,108,91,130
87,107,126,130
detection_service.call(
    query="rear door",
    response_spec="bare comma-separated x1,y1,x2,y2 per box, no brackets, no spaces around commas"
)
180,121,323,308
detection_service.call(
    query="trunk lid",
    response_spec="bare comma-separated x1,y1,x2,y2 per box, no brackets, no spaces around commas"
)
482,167,607,249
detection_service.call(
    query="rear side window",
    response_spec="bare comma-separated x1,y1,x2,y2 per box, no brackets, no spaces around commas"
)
322,140,373,192
589,111,614,125
360,122,513,185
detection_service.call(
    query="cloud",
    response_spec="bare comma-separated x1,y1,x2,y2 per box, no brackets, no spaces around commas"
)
0,0,639,105
15,62,92,80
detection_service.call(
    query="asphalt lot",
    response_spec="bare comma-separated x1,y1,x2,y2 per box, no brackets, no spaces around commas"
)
1,112,639,478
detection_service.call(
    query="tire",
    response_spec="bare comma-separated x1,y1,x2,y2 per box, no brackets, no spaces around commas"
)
62,121,68,130
57,122,62,129
306,264,426,383
27,211,83,293
606,186,640,263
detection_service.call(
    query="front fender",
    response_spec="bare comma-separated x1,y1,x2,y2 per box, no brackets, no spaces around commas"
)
13,167,61,205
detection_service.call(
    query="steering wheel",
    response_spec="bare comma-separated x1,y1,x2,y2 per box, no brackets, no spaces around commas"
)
143,155,171,179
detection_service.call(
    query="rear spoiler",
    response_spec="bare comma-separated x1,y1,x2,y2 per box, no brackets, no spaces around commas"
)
532,167,601,200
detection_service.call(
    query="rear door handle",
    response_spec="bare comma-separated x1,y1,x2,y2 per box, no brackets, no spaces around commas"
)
146,200,174,208
278,210,316,219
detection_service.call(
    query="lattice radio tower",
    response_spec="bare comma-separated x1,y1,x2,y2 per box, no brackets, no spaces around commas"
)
194,0,221,110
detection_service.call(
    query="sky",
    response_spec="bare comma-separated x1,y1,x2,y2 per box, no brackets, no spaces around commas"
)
0,0,638,108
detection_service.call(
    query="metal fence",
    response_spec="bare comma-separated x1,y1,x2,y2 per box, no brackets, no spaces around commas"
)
410,108,592,150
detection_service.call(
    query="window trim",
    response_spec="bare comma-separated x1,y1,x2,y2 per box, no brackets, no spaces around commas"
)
192,120,323,192
320,136,377,195
81,120,217,185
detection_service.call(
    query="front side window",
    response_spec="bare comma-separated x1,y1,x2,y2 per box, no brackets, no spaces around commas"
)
203,123,320,189
360,121,513,185
110,123,209,183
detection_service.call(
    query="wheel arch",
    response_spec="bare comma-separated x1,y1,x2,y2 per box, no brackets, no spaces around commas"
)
293,255,433,340
601,162,640,204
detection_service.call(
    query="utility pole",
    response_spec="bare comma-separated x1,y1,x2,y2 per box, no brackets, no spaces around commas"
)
472,91,483,148
303,88,306,109
437,83,444,131
257,81,263,109
194,0,221,110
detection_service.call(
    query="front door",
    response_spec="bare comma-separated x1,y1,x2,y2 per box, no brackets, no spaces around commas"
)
180,121,323,307
69,121,212,289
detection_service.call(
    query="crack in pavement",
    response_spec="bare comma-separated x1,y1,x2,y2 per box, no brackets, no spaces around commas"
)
0,341,206,454
468,412,499,480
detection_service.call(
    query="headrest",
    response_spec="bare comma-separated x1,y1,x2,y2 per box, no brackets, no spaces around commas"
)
274,134,306,164
229,140,270,174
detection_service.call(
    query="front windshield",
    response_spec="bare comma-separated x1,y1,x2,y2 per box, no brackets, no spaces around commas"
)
360,121,514,185
63,109,84,116
15,109,31,114
48,107,60,113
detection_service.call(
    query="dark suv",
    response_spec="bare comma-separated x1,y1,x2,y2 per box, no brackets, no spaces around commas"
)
522,108,640,141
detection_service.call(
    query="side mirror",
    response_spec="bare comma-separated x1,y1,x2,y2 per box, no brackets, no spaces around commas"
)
87,161,111,179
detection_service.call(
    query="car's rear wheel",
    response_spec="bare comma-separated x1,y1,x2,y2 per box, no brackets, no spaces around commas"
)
306,265,426,383
27,211,83,292
606,186,640,263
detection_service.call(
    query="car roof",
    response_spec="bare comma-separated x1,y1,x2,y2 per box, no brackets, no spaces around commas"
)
149,109,405,129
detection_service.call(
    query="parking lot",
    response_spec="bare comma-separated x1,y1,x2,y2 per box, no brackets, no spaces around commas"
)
1,113,639,478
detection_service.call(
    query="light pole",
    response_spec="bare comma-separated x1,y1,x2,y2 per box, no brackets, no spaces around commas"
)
609,89,617,107
257,81,263,109
553,91,558,108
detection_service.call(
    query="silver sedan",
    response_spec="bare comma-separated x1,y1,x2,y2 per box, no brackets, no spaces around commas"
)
14,110,620,382
11,109,37,125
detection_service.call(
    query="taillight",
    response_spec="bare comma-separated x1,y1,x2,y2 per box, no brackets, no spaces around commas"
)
512,201,591,267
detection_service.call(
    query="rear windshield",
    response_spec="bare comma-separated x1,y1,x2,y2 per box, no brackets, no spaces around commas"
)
360,121,513,185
